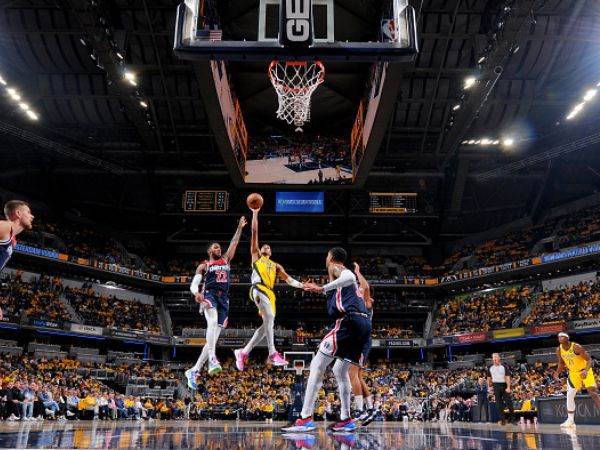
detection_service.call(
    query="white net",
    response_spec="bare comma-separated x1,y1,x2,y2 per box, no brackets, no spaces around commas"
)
268,61,325,132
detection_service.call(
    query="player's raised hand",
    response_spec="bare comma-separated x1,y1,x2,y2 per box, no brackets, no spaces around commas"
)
353,262,361,273
194,292,205,304
238,216,248,228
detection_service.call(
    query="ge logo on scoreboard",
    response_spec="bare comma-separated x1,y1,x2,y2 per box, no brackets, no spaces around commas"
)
279,0,314,46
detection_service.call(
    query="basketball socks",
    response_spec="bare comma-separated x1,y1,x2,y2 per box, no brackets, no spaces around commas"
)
333,359,352,421
300,351,333,418
354,395,364,412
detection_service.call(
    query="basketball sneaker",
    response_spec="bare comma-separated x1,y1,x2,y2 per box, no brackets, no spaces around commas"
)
560,418,576,428
360,409,376,427
234,348,249,371
208,358,222,375
281,416,316,432
327,418,357,433
184,369,198,390
267,351,288,367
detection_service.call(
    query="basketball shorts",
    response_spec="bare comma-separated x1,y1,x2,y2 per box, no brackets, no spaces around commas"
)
319,313,371,366
250,284,277,316
568,369,597,391
202,290,229,328
360,335,372,366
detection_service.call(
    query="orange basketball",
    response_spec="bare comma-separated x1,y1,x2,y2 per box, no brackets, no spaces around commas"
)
246,193,263,210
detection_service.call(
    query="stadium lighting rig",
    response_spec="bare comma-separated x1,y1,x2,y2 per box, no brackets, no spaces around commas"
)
462,137,516,147
1,73,40,121
566,87,599,120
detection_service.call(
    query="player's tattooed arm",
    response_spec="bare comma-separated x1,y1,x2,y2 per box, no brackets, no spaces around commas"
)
329,264,343,280
554,347,565,379
224,216,247,262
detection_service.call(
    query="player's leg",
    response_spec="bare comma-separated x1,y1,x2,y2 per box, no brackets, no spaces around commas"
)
349,364,363,414
561,374,579,427
584,370,600,408
234,288,265,370
333,359,353,422
185,302,216,388
281,350,334,432
205,302,222,375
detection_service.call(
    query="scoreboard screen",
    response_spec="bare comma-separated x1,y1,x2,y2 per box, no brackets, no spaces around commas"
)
183,191,229,212
369,192,417,214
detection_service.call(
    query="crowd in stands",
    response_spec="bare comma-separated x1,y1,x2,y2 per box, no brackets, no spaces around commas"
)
523,280,600,326
0,272,161,334
63,285,161,333
0,272,70,323
434,286,532,336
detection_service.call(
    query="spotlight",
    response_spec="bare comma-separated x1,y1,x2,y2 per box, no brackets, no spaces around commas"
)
18,102,30,111
0,75,6,86
481,138,490,145
477,56,486,64
123,71,137,86
79,37,87,46
116,52,124,60
6,88,21,101
493,140,500,145
462,140,469,144
26,110,39,120
474,140,481,144
464,77,477,90
503,138,514,147
452,104,461,111
139,100,148,108
468,140,475,144
583,89,597,102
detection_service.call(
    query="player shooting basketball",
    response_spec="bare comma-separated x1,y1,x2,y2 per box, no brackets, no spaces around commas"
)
234,204,304,370
185,216,246,387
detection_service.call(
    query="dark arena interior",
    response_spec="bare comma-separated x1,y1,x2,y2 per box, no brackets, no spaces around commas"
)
1,0,600,448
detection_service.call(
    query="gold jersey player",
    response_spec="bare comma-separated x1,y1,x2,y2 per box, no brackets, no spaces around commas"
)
554,332,600,428
234,208,304,370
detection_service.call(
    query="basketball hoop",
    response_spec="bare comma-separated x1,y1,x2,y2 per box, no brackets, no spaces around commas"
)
268,60,325,132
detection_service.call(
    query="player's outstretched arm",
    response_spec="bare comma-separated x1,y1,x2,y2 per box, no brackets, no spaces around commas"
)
250,209,260,263
224,216,247,262
304,265,355,294
276,263,303,289
353,263,372,308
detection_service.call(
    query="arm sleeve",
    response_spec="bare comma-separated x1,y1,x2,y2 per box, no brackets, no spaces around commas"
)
285,277,303,289
322,269,356,293
190,274,202,295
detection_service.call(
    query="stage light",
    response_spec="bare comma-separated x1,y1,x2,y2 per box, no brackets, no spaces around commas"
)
0,75,6,86
503,138,514,147
452,104,461,111
464,77,477,90
18,102,30,111
139,100,148,108
124,71,137,86
26,110,39,120
583,89,597,101
477,57,486,64
6,88,21,101
493,140,500,145
481,138,491,145
116,52,124,60
468,140,475,144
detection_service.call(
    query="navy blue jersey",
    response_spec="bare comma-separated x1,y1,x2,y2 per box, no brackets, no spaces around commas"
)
366,307,373,323
326,277,368,320
202,258,231,294
0,227,15,272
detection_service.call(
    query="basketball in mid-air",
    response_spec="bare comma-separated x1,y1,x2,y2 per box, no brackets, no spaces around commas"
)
247,193,263,210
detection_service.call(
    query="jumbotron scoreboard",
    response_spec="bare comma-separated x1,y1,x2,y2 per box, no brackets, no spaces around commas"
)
183,190,229,212
369,192,417,214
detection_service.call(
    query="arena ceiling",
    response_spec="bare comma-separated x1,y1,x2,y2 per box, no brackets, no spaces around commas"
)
0,0,599,245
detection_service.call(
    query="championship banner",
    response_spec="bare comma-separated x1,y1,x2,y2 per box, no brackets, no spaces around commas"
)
454,332,488,344
71,323,103,336
492,327,525,340
570,319,600,331
385,339,414,347
531,322,566,335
